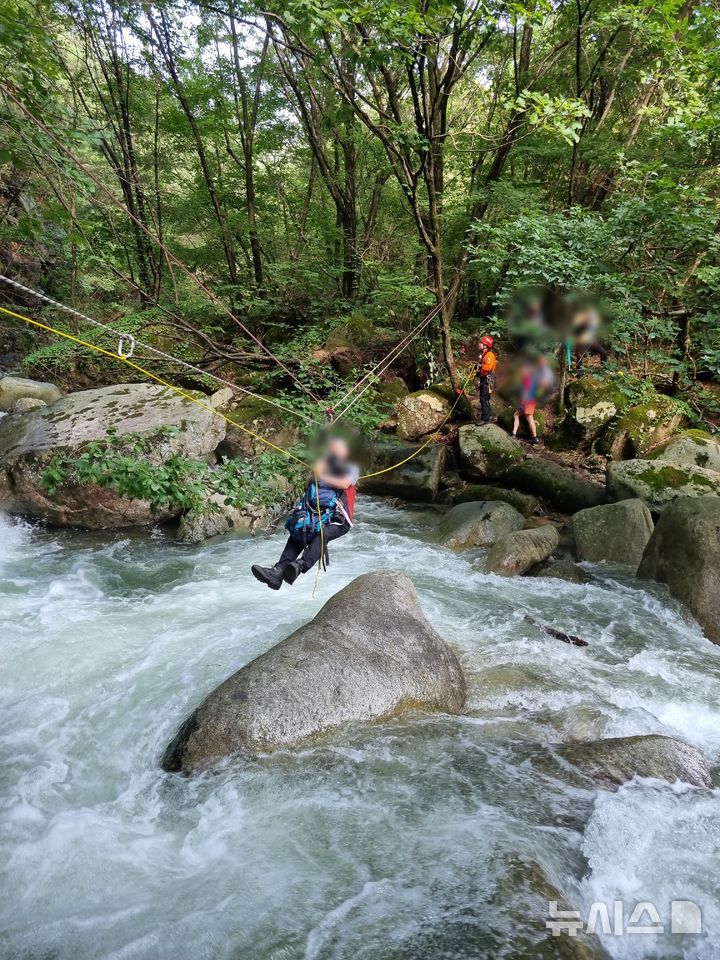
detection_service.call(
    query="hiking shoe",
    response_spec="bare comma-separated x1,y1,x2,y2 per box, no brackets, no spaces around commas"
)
283,561,303,585
251,564,284,590
529,437,542,446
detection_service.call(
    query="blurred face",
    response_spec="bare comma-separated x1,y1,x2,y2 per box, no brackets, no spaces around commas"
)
327,438,349,462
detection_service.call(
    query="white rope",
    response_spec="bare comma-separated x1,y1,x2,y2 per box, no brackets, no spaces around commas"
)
0,275,321,426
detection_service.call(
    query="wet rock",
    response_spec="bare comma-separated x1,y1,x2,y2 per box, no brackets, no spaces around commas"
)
162,572,466,771
10,396,47,413
598,395,684,459
558,735,712,789
0,375,63,412
485,525,559,577
437,500,525,550
650,431,720,473
458,423,524,481
360,438,447,502
572,499,653,566
176,477,291,544
0,382,227,528
530,559,588,584
607,458,720,511
452,482,538,517
395,390,451,440
505,458,607,513
638,495,720,644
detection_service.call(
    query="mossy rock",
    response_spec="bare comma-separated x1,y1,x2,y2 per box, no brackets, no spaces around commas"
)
452,483,538,517
598,395,685,459
560,375,629,443
650,432,720,473
607,458,720,510
458,423,524,481
504,457,607,513
395,390,451,440
360,437,447,502
220,395,299,460
325,314,377,350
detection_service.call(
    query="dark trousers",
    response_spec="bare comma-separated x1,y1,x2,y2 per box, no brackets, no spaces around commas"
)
477,377,492,422
278,520,350,573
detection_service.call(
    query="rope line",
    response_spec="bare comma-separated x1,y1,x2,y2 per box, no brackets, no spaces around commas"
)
0,303,311,468
0,275,321,427
0,83,321,403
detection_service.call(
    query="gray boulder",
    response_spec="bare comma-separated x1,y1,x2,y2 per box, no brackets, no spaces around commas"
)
485,524,559,577
0,375,62,412
458,423,524,481
558,735,712,789
607,458,720,511
572,499,653,566
638,495,720,644
162,572,466,771
0,382,227,528
561,376,627,443
360,438,447,502
436,500,525,550
598,395,684,459
504,457,607,513
650,431,720,473
11,396,47,413
530,559,588,584
452,483,538,517
175,477,292,544
395,390,451,440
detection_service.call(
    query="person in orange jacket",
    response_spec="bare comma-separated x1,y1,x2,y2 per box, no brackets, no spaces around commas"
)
476,335,497,423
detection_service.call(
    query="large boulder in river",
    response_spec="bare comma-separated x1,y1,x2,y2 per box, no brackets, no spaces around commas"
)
485,524,559,577
504,457,607,513
650,431,720,473
395,390,451,440
360,438,447,501
638,496,720,644
162,572,466,771
572,499,653,566
598,395,684,459
558,735,711,789
0,383,227,528
607,458,720,511
437,500,525,550
0,375,63,412
452,483,538,517
458,423,524,481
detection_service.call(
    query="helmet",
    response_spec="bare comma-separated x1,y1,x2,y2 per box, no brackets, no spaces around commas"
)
480,336,494,349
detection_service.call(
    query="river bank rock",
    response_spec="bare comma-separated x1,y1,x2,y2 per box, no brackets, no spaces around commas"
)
638,496,720,644
607,458,720,510
558,735,712,789
11,396,47,413
360,438,447,501
0,382,227,528
0,375,63,411
650,431,720,473
395,390,451,440
437,500,525,550
598,395,684,459
485,524,559,577
530,559,588,584
215,394,299,460
176,476,292,544
451,483,538,517
504,457,607,513
458,423,524,481
162,572,466,771
572,499,653,566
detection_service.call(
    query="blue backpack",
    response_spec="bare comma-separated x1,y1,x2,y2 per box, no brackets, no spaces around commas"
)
284,479,337,545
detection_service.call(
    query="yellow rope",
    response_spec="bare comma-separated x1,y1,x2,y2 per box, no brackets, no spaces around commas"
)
0,304,310,468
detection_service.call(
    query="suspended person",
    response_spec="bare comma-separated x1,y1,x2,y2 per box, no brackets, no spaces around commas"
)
512,355,555,446
476,335,497,423
251,438,358,590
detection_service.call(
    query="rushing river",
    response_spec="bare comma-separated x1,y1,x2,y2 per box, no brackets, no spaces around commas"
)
1,497,720,960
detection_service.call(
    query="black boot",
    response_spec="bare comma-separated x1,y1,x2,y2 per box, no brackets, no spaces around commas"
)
283,561,303,585
251,564,285,590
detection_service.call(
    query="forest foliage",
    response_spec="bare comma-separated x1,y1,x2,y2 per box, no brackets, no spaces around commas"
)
0,0,719,421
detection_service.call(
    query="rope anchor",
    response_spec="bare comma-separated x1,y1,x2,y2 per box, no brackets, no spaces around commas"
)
117,334,135,359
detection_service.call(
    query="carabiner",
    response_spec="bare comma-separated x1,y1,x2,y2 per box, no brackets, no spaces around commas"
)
118,334,135,359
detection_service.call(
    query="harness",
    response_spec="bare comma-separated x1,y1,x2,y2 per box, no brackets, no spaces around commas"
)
284,479,339,545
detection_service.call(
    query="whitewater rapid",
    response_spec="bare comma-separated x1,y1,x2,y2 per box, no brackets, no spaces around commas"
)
1,498,719,959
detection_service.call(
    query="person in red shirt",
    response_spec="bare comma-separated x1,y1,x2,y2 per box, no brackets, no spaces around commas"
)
477,335,497,423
